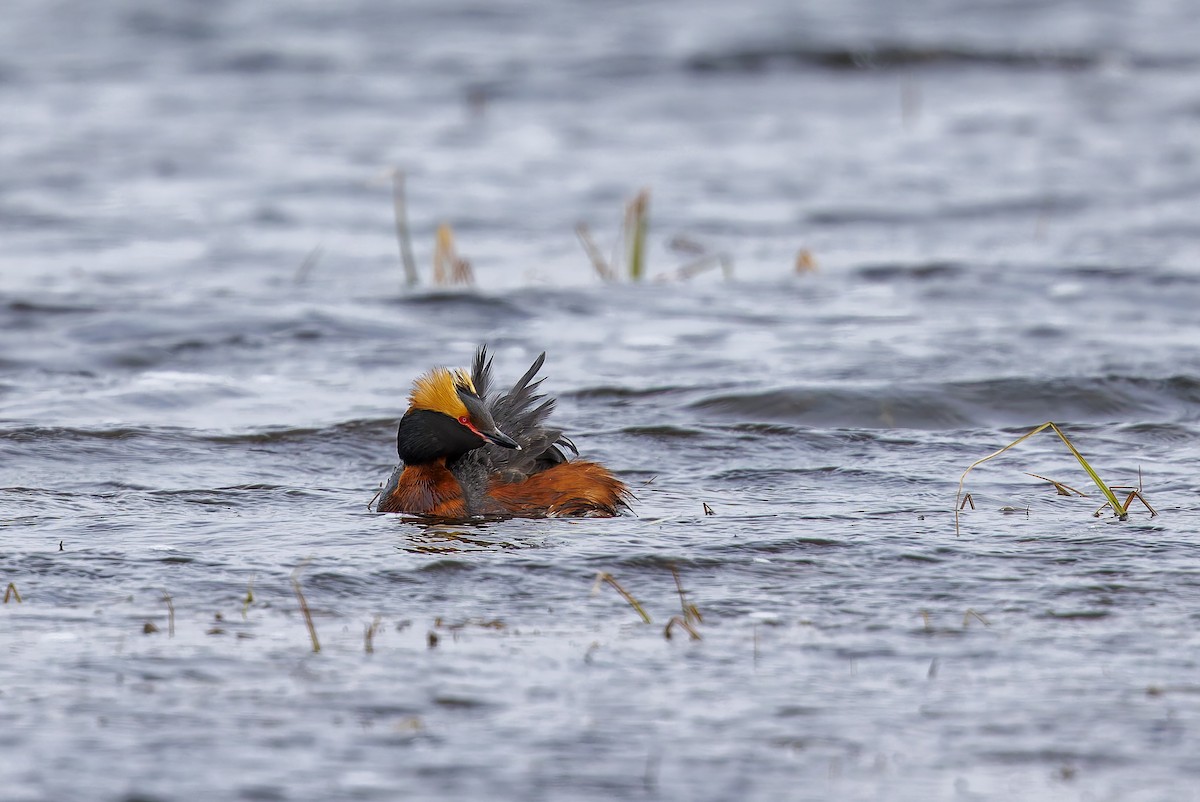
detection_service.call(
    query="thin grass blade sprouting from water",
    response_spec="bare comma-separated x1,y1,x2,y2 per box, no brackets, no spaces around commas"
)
624,189,649,281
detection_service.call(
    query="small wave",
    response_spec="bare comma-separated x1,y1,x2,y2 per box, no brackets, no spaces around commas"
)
385,291,532,319
619,425,706,438
685,43,1189,74
209,49,337,75
690,375,1200,429
1061,265,1200,286
125,8,216,42
206,418,395,445
0,425,165,443
1116,422,1200,445
0,417,393,449
568,385,692,401
4,299,97,315
693,387,969,428
811,195,1088,227
854,262,966,281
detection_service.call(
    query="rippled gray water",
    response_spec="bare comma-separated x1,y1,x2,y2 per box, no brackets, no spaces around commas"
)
4,1,1200,800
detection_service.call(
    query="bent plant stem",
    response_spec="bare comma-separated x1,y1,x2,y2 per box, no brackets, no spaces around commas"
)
1095,489,1159,519
664,615,702,640
576,223,616,281
955,421,1126,535
1125,490,1159,517
592,572,651,624
1025,472,1087,497
1049,423,1124,514
670,565,702,626
291,562,321,653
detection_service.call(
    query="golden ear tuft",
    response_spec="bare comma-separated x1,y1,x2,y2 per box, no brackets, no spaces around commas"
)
409,367,475,417
452,371,477,395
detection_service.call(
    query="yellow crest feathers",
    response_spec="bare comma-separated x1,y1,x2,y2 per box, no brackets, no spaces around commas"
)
409,367,477,417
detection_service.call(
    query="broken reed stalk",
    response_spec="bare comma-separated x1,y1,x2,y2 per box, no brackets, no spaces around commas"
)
290,564,321,653
592,572,651,624
954,421,1127,535
1097,489,1159,519
795,248,817,274
293,244,325,285
432,223,451,286
664,615,702,640
392,169,419,288
242,576,255,620
1025,472,1087,497
1128,490,1158,516
624,188,650,281
962,609,989,629
4,582,21,604
670,565,703,626
676,253,731,281
161,590,175,638
364,616,382,654
432,223,474,287
575,223,616,281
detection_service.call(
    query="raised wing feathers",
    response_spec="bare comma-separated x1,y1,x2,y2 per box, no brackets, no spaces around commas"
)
469,345,577,478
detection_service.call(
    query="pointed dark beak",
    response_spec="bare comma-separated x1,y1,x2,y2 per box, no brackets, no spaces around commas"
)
483,427,521,450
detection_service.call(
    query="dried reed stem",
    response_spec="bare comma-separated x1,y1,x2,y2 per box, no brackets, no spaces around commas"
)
365,616,382,654
242,576,255,620
670,565,702,626
575,223,616,281
161,590,175,638
432,223,475,286
1025,472,1087,497
392,169,419,288
592,572,651,623
290,563,321,653
664,615,702,640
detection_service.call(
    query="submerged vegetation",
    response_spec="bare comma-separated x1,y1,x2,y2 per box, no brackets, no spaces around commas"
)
592,567,705,641
575,188,735,282
388,168,475,289
955,421,1158,535
0,565,708,655
382,174,755,286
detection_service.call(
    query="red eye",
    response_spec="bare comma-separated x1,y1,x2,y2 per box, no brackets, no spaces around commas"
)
458,416,470,425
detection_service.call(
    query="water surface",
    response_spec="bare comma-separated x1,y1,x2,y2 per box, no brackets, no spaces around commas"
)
3,1,1200,800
